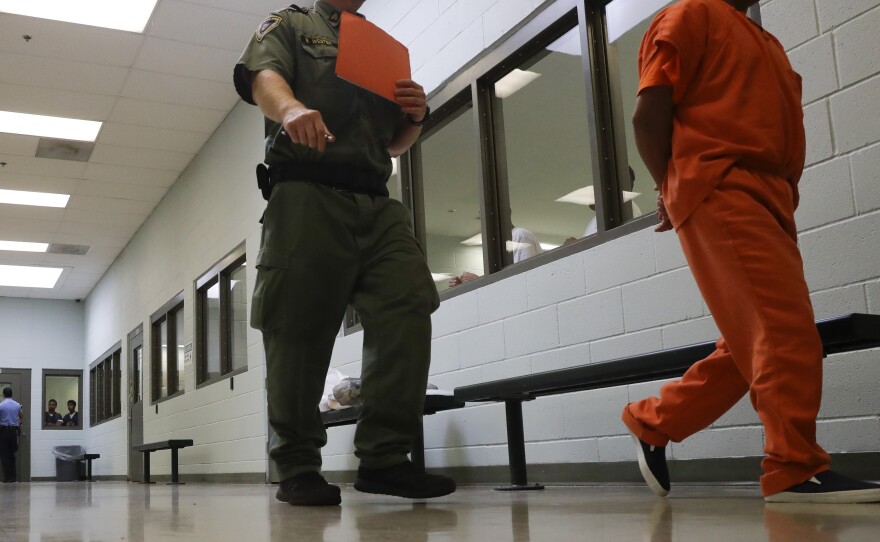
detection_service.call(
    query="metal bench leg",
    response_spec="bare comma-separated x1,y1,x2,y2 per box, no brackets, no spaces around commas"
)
495,399,543,491
167,447,185,485
141,452,155,484
87,459,93,482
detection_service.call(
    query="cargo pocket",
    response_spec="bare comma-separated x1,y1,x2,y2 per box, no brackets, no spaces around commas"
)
250,248,290,332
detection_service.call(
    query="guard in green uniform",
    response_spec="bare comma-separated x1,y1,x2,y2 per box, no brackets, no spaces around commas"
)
234,0,455,506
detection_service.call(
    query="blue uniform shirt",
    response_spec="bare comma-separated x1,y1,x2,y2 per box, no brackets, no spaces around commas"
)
0,398,22,427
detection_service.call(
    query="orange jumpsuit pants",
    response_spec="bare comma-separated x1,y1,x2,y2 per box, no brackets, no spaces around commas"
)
622,169,831,496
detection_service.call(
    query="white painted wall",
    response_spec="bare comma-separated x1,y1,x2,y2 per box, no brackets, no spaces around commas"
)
77,0,880,478
0,298,85,477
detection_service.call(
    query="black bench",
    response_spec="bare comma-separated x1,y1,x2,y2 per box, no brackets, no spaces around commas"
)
454,313,880,490
134,440,194,484
78,453,100,482
321,394,464,468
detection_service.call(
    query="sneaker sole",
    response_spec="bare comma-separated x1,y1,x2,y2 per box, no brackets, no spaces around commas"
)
630,433,669,497
764,487,880,504
353,479,455,499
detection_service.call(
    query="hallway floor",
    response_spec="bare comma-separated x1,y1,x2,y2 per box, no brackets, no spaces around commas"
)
2,482,879,541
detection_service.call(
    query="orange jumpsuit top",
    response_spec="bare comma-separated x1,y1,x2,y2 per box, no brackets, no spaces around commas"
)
638,0,806,228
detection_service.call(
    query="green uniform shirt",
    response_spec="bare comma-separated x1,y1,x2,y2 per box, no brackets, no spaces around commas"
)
234,1,404,194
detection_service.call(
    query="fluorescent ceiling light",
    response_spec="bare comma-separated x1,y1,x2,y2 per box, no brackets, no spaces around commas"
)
461,233,483,246
0,264,63,288
392,157,399,176
0,188,70,208
0,111,102,142
431,273,452,282
540,243,560,251
555,185,640,206
0,0,160,33
495,69,541,99
0,240,49,252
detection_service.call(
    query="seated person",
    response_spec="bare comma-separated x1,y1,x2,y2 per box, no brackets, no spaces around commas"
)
45,399,63,426
62,400,79,427
449,227,543,287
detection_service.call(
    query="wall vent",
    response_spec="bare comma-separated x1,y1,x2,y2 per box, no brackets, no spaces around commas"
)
35,138,95,162
48,243,90,256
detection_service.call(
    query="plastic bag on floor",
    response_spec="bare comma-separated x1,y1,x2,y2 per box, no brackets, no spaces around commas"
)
319,369,348,412
333,377,362,407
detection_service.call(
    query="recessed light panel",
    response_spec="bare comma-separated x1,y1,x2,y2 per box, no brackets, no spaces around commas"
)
0,111,102,142
0,0,160,33
0,188,70,208
0,264,63,288
0,240,49,252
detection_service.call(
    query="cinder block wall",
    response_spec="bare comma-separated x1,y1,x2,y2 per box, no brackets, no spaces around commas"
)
320,0,880,472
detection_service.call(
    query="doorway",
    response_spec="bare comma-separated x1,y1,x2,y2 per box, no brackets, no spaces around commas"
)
0,368,31,482
127,325,145,481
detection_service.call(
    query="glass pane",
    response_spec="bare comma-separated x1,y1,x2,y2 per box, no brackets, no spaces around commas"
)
133,345,142,404
494,25,600,256
159,320,168,398
96,364,105,422
175,308,185,393
112,351,121,416
421,105,482,292
229,263,248,372
387,157,402,201
45,375,78,427
606,2,667,224
204,281,221,381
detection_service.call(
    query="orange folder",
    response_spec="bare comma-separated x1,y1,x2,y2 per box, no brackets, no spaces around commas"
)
336,12,411,103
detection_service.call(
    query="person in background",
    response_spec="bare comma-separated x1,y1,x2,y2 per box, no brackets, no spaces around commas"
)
0,387,23,483
62,400,79,427
621,0,880,503
45,399,63,426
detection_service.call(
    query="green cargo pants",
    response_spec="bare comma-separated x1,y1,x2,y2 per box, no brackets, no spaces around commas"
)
251,181,439,480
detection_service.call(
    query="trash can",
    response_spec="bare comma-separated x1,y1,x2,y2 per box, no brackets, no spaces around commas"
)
53,445,86,481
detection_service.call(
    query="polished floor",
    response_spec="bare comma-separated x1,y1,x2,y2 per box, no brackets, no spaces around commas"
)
2,482,879,541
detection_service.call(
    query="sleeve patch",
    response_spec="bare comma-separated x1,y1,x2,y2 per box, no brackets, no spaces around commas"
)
256,15,283,42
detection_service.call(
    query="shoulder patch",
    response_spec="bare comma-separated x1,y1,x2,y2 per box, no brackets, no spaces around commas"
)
256,15,283,42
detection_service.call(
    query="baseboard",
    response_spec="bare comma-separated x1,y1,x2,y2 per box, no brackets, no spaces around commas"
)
324,452,880,486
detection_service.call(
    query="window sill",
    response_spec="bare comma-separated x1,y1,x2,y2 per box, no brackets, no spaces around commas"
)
196,366,248,390
151,390,184,406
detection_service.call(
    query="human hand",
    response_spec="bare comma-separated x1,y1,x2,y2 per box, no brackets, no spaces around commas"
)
394,79,427,123
281,105,335,152
655,193,673,233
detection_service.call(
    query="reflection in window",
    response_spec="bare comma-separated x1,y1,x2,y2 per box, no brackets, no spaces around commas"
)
421,105,482,292
90,347,122,426
493,25,602,258
151,296,184,402
605,2,662,224
196,247,248,385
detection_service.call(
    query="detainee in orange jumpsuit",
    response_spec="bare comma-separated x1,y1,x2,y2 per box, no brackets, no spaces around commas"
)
621,0,880,503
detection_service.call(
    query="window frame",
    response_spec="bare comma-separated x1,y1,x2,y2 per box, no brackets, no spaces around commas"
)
195,243,248,388
150,291,185,404
89,342,122,427
41,369,84,430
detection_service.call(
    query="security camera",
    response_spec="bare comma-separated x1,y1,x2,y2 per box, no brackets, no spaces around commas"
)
75,298,82,303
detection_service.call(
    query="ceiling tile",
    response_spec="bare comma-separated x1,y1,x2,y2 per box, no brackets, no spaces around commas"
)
122,70,238,111
74,179,167,202
182,0,291,16
0,133,39,157
0,50,128,96
0,153,87,179
82,163,180,188
0,215,62,235
50,232,129,250
59,220,139,238
67,195,159,216
110,97,227,133
134,37,239,83
97,123,208,154
0,204,66,222
0,13,144,67
88,143,193,172
147,1,263,51
0,83,117,121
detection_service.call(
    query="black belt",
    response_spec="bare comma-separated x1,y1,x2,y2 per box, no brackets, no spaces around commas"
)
256,163,389,201
0,426,17,430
